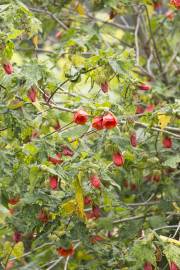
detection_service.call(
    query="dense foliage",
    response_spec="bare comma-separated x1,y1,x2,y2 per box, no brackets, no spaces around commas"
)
0,0,180,269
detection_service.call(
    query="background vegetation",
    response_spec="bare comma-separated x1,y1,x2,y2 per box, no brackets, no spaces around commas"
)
0,0,180,269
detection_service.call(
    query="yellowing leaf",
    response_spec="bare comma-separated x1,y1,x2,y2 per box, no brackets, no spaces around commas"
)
74,173,85,220
61,199,76,216
160,236,180,246
76,3,85,15
12,242,24,258
33,101,43,112
32,35,39,48
158,114,171,129
8,100,24,110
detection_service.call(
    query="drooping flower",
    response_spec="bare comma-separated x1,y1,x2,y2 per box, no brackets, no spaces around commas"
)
101,81,109,93
92,116,104,130
74,110,88,125
48,152,63,165
102,113,118,129
49,176,58,190
3,63,13,75
112,152,124,167
90,175,101,189
28,87,37,102
162,137,172,148
57,245,74,257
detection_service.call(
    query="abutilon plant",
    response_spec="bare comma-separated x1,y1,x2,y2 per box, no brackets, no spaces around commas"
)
0,0,179,269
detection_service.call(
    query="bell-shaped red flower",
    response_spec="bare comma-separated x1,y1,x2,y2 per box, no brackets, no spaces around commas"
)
49,176,58,190
92,116,104,130
113,152,124,166
130,133,137,147
101,81,109,93
57,245,74,257
37,210,49,223
92,205,101,219
138,84,151,91
74,110,88,125
62,146,74,157
90,235,104,244
3,63,13,74
84,196,92,205
8,197,20,205
162,137,172,148
48,152,63,165
170,0,180,9
102,113,118,129
12,231,22,243
28,87,37,102
170,261,179,270
90,175,101,189
144,262,154,270
136,105,145,114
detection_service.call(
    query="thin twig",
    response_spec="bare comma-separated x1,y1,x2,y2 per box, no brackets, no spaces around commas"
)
113,214,153,224
135,15,140,66
29,7,68,30
64,256,70,270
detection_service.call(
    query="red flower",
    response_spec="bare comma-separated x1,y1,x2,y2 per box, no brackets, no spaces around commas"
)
145,104,155,112
74,110,88,125
170,0,180,9
92,116,104,130
90,235,104,244
3,63,13,75
8,198,20,205
84,196,92,205
165,10,174,20
5,261,14,270
28,87,37,102
37,210,48,223
57,245,74,257
138,84,151,91
102,113,118,129
12,231,22,243
48,152,63,165
162,137,172,148
53,121,61,131
55,31,63,39
153,175,161,182
130,183,137,191
49,176,58,190
101,81,109,93
90,175,101,189
62,146,74,157
144,262,154,270
92,205,101,219
86,211,94,219
136,105,145,114
112,152,124,167
153,2,162,10
130,133,137,147
170,262,179,270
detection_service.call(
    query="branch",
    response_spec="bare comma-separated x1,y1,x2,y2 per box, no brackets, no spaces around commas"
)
29,7,68,30
135,14,141,66
47,257,63,270
86,13,135,31
64,256,70,270
113,214,153,224
143,5,168,85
